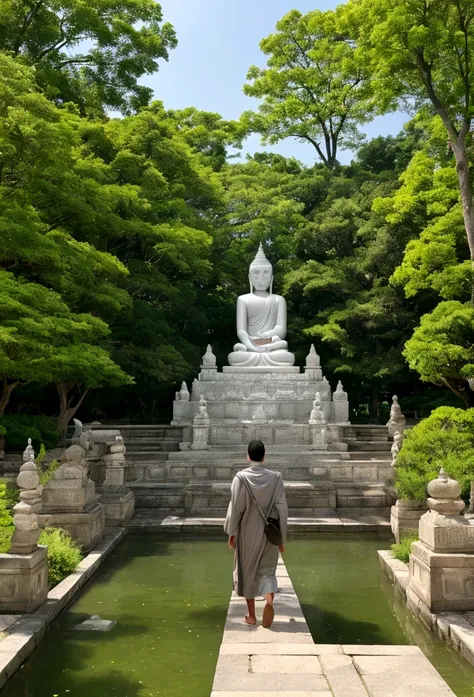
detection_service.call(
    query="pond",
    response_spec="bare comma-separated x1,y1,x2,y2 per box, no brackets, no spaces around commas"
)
285,537,474,697
2,535,474,697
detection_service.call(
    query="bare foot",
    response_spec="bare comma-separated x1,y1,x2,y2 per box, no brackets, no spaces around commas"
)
245,615,257,626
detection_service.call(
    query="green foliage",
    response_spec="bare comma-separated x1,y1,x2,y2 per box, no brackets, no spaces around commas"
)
244,8,375,167
0,415,60,452
39,459,61,487
404,302,474,406
0,480,15,553
391,534,418,564
38,528,83,587
0,0,177,114
395,407,474,501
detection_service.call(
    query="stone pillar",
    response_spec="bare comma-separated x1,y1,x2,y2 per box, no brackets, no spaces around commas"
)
332,380,350,425
408,469,474,614
38,444,105,552
191,397,211,450
305,345,322,380
309,397,328,451
387,395,406,438
390,500,427,543
0,448,48,613
100,436,135,526
200,344,218,381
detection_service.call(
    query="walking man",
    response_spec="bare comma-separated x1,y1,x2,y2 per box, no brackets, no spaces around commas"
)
224,439,288,627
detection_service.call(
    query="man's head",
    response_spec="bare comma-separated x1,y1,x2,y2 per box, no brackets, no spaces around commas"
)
247,439,265,463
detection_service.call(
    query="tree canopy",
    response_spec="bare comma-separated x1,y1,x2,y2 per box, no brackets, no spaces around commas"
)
2,0,474,433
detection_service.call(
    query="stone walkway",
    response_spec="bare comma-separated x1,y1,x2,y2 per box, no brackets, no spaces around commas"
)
211,559,456,697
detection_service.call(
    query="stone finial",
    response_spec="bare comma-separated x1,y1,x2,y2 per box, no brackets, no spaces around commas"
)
199,394,207,408
333,380,348,402
387,395,406,437
179,381,190,402
23,438,35,463
191,378,202,402
306,345,320,368
252,405,268,424
426,469,465,516
391,431,403,468
175,391,180,401
202,345,217,367
10,453,42,554
321,376,331,399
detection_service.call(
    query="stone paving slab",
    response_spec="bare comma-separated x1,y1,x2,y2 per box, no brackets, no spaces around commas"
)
320,654,369,697
211,692,332,697
353,654,456,697
219,644,343,656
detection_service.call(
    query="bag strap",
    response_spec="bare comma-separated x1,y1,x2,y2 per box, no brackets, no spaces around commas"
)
237,472,280,523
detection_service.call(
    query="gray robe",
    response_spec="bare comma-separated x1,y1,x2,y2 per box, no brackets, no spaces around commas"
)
224,462,288,598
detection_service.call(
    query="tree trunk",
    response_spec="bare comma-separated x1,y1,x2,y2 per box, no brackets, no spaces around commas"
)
370,385,379,423
0,378,19,417
55,382,91,435
450,139,474,302
445,378,472,408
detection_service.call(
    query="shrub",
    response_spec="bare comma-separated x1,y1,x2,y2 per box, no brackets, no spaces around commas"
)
395,407,474,502
0,415,60,452
0,480,15,553
39,459,61,486
391,534,419,564
38,528,83,587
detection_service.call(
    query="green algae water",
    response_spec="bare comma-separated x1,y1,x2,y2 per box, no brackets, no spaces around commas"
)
285,537,474,697
1,536,232,697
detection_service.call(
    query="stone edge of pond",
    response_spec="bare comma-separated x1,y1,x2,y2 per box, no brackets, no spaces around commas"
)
0,527,126,690
378,549,474,669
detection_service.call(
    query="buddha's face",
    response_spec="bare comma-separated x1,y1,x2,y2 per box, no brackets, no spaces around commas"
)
250,265,272,291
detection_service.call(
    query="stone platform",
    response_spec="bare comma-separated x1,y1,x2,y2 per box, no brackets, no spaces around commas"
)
211,559,456,697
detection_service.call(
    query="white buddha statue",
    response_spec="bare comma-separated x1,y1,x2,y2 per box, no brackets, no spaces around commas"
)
228,244,296,368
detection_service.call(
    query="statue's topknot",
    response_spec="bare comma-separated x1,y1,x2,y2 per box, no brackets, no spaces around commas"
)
249,243,272,270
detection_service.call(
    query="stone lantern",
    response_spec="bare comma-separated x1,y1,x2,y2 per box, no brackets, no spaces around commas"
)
408,469,474,614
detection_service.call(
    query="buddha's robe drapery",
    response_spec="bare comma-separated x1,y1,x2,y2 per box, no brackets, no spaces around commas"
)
224,463,288,598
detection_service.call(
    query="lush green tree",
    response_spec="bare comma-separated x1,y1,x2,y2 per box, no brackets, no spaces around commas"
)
0,269,132,429
404,301,474,407
395,406,474,501
0,0,177,114
350,0,474,295
244,8,375,168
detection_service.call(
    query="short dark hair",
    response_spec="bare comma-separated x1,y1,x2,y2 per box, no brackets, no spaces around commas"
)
248,440,265,462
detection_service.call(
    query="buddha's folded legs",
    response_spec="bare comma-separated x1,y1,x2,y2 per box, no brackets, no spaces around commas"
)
228,349,296,367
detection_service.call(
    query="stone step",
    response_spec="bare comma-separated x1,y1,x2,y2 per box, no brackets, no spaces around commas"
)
126,441,181,452
349,441,392,452
128,512,391,534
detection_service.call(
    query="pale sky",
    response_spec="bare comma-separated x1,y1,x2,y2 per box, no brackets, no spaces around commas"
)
144,0,409,165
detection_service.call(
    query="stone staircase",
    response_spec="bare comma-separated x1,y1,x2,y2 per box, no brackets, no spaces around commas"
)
120,423,395,518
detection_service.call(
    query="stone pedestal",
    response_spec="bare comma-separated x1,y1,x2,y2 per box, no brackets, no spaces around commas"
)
100,436,135,527
38,444,105,551
0,547,48,613
408,470,474,613
390,500,427,543
0,448,48,613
